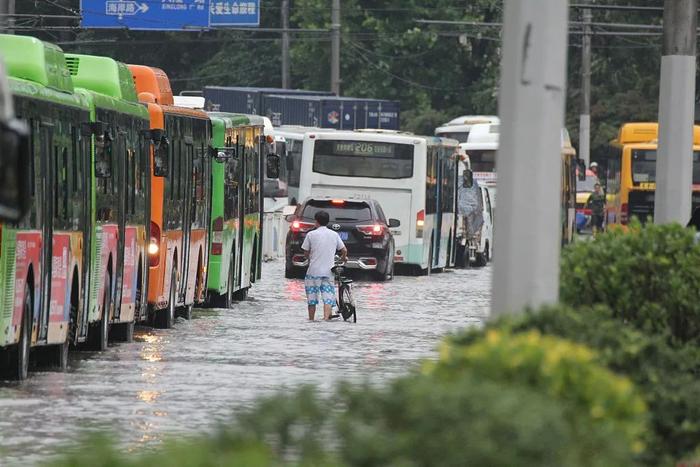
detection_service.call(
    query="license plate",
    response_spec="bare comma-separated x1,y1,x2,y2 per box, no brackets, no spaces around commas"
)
339,231,349,241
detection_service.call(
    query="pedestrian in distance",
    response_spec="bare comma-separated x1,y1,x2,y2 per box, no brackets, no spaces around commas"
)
302,210,348,321
586,182,606,236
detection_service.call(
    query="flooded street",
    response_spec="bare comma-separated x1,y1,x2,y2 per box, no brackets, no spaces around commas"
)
0,260,491,465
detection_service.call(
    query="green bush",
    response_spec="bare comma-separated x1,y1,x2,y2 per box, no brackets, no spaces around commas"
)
430,328,647,458
560,220,700,342
451,305,700,465
47,331,642,467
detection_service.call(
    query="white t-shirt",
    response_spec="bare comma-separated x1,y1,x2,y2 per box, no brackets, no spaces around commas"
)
301,226,346,277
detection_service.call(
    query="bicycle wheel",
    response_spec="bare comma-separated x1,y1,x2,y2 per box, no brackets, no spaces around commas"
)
341,286,356,322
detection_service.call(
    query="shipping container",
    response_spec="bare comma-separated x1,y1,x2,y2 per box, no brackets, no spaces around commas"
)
261,95,400,130
203,86,333,115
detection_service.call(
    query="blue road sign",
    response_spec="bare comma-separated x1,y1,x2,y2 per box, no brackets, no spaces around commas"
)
81,0,259,30
210,1,259,26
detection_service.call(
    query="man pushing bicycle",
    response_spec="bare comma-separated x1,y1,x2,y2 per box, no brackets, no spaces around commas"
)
301,210,348,321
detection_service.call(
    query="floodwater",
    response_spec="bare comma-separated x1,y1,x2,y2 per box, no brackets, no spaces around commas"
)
0,261,491,465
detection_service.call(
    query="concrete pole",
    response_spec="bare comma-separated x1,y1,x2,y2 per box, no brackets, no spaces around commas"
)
655,0,697,225
0,0,8,32
491,0,569,317
281,0,290,89
330,0,341,95
579,6,592,167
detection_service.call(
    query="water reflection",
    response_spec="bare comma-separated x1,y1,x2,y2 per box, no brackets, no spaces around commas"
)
0,261,491,465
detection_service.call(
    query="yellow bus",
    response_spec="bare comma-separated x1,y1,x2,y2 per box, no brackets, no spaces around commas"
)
606,123,700,226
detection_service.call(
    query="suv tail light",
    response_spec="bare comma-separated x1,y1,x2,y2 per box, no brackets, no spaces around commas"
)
357,224,384,237
291,220,315,233
416,209,425,238
148,221,161,267
211,216,224,255
621,203,628,225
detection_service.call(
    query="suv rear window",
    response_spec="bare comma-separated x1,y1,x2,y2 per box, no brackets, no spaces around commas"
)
301,200,372,222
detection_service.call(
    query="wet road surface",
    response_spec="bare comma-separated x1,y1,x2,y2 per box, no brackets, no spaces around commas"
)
0,261,491,465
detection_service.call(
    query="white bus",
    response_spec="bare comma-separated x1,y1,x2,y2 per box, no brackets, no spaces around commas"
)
435,115,499,143
298,129,459,273
275,126,336,205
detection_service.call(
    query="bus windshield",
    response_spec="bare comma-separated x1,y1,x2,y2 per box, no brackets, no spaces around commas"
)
438,131,469,143
312,140,414,179
631,150,700,185
468,150,497,172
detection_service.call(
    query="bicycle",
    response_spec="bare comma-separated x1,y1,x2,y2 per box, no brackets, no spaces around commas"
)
331,258,357,323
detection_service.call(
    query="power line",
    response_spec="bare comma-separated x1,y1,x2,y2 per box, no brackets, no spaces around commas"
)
347,41,469,92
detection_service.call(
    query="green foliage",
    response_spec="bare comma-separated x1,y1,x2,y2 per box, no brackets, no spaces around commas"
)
451,304,700,465
431,328,647,457
560,220,700,342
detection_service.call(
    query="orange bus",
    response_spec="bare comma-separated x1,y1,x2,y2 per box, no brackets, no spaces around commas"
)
128,65,211,327
606,123,700,226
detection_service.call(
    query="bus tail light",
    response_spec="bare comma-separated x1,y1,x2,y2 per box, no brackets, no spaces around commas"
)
621,204,629,225
416,209,425,238
291,220,315,233
211,216,224,255
148,221,160,267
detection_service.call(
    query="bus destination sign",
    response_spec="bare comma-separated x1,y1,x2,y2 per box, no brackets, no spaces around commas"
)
333,141,396,157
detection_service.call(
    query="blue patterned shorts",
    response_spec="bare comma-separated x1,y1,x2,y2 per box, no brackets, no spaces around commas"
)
304,275,336,306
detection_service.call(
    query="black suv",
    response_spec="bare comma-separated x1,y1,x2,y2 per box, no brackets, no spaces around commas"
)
285,198,400,281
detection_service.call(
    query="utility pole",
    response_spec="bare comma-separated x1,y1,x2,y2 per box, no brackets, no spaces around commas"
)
579,4,592,167
0,0,15,33
330,0,341,95
491,0,570,317
655,0,697,225
281,0,290,89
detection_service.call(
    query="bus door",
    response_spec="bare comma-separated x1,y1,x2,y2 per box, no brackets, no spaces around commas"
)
178,137,194,303
77,123,93,342
434,159,443,268
112,130,128,319
431,149,443,268
235,133,246,291
36,123,55,342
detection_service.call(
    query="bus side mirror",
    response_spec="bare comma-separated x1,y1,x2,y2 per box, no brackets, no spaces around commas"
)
213,147,236,163
0,119,31,222
463,169,474,188
266,153,280,179
577,159,586,181
95,131,113,179
153,135,169,177
388,218,401,228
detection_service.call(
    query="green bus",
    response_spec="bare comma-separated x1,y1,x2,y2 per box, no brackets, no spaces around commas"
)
64,53,152,348
205,113,265,307
0,35,154,379
0,35,92,379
